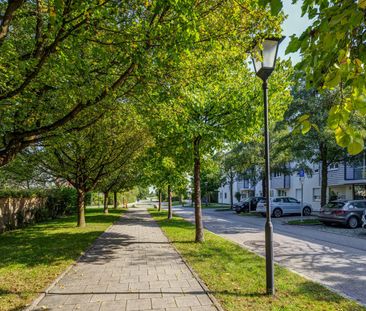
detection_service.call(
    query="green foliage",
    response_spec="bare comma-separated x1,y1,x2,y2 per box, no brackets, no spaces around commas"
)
0,187,81,231
0,0,284,166
284,0,366,154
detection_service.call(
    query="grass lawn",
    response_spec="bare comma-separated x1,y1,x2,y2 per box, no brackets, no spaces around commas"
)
287,219,322,225
149,209,365,311
201,203,231,209
0,207,124,311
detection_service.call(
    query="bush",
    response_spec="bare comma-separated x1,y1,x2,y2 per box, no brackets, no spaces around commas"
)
0,188,78,232
45,188,77,217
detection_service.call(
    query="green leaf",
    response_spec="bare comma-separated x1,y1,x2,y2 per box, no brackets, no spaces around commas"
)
348,139,364,155
285,36,301,54
324,70,341,88
297,114,310,122
335,127,350,148
270,0,283,15
301,120,311,134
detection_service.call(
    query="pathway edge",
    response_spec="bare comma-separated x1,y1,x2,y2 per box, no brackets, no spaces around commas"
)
23,211,126,311
148,207,225,311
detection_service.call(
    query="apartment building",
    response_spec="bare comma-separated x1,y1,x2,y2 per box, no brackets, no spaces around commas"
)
218,152,366,212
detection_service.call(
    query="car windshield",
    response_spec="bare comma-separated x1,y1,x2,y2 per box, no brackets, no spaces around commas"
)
243,198,250,202
323,202,345,209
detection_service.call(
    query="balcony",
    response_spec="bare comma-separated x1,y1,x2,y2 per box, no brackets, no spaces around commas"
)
345,166,366,181
271,175,291,189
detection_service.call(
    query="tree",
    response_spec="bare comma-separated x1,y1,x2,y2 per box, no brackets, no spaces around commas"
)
260,0,366,153
0,0,284,167
146,50,292,242
276,79,365,206
41,106,149,226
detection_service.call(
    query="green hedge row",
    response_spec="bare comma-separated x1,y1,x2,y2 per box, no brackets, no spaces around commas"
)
0,188,92,231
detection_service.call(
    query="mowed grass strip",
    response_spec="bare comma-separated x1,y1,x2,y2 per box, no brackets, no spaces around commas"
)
0,208,124,311
149,209,365,311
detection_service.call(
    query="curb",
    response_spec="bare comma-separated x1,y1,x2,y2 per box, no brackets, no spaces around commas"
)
24,211,126,311
147,208,224,311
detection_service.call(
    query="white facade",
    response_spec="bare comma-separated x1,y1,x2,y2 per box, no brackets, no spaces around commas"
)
218,153,366,211
218,164,334,212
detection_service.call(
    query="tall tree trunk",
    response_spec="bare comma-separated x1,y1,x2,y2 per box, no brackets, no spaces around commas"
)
229,174,234,209
320,143,328,207
194,136,204,243
103,191,109,214
77,188,86,227
158,190,162,211
168,185,173,219
113,191,118,208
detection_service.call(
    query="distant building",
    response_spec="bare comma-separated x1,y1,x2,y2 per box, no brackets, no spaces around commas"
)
218,151,366,212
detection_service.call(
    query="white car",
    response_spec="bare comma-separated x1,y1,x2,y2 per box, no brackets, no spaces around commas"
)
256,197,312,218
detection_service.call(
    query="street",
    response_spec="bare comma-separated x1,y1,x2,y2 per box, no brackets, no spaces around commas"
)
171,206,366,306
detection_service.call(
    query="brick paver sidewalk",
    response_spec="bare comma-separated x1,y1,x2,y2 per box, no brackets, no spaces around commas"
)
31,207,218,311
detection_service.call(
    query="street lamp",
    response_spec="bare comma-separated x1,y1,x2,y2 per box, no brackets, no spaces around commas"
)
252,37,284,295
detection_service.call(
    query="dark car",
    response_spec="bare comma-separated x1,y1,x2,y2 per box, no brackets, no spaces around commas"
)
234,197,264,214
319,199,366,229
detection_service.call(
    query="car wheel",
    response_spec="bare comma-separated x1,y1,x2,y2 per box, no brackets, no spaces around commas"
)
347,216,359,229
272,208,282,218
303,206,311,216
235,210,241,214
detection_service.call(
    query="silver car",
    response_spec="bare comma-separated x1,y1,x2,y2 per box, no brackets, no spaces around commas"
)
256,197,312,218
319,200,366,229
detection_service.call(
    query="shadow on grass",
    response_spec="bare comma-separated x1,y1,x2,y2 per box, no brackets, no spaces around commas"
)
0,208,125,268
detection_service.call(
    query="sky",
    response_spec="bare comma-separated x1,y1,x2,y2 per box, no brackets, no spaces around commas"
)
278,0,312,64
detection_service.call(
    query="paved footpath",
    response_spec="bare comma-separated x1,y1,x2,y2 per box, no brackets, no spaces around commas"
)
31,207,218,311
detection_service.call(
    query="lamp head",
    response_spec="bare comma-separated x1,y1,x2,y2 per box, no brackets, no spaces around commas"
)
252,37,285,81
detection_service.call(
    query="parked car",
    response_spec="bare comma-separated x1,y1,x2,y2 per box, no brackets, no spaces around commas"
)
362,209,366,229
256,197,312,218
319,199,366,229
234,196,264,214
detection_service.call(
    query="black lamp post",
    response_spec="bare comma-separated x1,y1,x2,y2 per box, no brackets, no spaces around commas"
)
252,37,284,295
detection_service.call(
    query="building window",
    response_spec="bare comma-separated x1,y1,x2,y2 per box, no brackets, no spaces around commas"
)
224,193,227,199
328,163,339,171
313,188,321,202
273,171,282,177
295,188,301,200
313,163,319,173
277,190,287,197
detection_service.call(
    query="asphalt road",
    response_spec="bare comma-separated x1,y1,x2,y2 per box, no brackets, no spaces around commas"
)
170,206,366,306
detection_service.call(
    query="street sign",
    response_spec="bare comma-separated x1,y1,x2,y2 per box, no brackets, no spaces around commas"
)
299,169,305,178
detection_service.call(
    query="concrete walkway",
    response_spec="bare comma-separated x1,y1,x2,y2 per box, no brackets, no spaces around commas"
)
31,207,218,311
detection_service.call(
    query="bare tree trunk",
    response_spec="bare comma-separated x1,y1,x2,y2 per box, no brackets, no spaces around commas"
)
103,191,109,214
194,136,204,242
113,191,118,208
168,185,173,219
229,174,234,209
320,143,328,207
158,190,162,211
77,188,86,227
